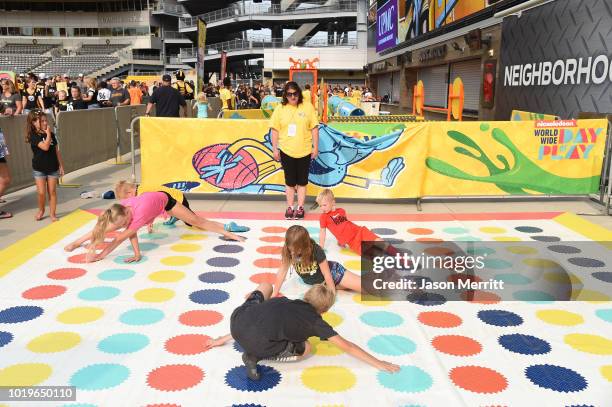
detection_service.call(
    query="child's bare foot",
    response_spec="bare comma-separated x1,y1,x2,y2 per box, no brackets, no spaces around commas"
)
35,211,44,221
64,242,80,252
50,215,59,222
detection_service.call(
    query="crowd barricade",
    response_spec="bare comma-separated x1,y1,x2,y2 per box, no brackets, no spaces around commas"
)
115,105,147,156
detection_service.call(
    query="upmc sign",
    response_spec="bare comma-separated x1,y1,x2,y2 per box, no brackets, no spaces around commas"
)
376,0,397,53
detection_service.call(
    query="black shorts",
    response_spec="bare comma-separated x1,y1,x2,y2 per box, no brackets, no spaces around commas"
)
0,157,6,164
161,191,177,211
280,150,311,187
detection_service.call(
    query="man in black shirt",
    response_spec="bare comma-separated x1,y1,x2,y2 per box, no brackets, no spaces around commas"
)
109,77,130,107
205,282,400,380
145,74,186,118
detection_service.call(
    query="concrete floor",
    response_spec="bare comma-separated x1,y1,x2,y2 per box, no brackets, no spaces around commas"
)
0,154,610,249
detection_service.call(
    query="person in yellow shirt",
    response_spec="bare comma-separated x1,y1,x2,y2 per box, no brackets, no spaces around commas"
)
219,77,234,110
351,86,362,107
270,81,319,220
302,84,312,105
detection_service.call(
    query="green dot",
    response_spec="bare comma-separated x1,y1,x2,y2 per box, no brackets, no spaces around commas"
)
480,123,490,131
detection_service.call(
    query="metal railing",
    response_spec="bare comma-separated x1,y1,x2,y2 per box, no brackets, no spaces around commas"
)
151,1,187,16
163,31,190,40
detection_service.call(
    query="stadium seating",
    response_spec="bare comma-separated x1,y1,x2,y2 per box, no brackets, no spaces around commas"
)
76,44,128,55
0,55,50,73
33,56,120,76
0,43,56,55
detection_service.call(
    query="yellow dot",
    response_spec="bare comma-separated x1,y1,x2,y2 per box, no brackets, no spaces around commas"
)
170,243,202,253
27,332,81,353
161,256,194,266
479,226,506,234
343,260,362,272
543,272,582,285
339,248,359,257
149,270,185,283
57,307,104,324
601,365,612,382
352,293,390,306
322,311,343,328
536,310,584,326
180,233,207,241
564,334,612,355
571,290,611,302
505,246,538,255
309,337,344,356
493,236,522,242
523,258,562,268
0,363,52,386
301,366,356,393
135,288,175,302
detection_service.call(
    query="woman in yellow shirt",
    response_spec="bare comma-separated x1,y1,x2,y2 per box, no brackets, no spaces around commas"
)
270,82,319,219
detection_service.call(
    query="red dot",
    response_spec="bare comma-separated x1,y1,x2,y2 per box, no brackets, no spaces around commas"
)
432,335,482,356
178,310,222,327
67,253,89,264
256,246,283,255
22,285,67,300
147,364,204,391
450,366,508,393
254,258,281,269
408,228,434,235
165,334,211,355
260,235,284,243
416,237,444,242
425,246,455,256
145,404,181,407
418,311,462,328
262,226,287,234
447,274,482,284
47,267,86,280
250,273,276,284
460,290,501,304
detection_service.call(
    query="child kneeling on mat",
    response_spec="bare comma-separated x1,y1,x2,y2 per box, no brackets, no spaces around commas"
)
64,192,245,263
205,283,400,380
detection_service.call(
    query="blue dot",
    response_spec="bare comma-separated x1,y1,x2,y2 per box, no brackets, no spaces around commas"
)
407,292,446,306
199,271,235,284
360,311,404,328
592,272,612,283
495,273,532,285
78,287,120,301
0,331,13,347
525,364,587,392
207,257,240,268
0,306,43,323
371,228,397,235
443,227,469,234
384,238,404,245
467,246,495,256
129,242,159,252
515,226,543,233
98,269,135,281
368,335,416,356
513,290,555,302
378,365,432,393
499,334,551,355
140,232,168,240
98,333,149,354
453,236,482,241
233,341,245,353
70,363,130,390
483,258,512,269
478,310,523,327
232,405,265,407
225,364,281,392
119,308,164,326
213,244,244,254
189,289,229,304
595,308,612,323
113,255,148,265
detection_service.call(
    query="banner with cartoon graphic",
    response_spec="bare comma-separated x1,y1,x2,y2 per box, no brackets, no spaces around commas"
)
140,118,607,198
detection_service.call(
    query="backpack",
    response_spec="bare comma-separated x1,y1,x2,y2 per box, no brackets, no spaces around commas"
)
173,81,194,100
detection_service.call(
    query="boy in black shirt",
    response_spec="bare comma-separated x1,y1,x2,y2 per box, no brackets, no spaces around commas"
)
205,282,400,380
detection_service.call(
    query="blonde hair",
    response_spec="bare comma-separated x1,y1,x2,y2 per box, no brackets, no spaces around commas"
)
57,90,67,99
197,92,208,103
114,180,138,199
281,225,314,269
90,204,129,253
303,284,336,314
316,188,334,205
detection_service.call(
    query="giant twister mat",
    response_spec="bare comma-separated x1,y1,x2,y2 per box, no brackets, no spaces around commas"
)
0,210,611,406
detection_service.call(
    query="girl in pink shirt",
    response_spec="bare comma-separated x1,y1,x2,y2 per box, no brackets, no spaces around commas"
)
65,191,245,263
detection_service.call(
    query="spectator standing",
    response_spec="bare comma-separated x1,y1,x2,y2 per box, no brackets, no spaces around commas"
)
54,90,69,116
196,92,210,118
22,79,45,113
75,74,87,94
302,84,312,106
96,81,112,107
43,77,57,114
1,79,23,116
145,74,186,118
67,87,88,111
0,84,12,218
128,81,143,105
172,70,194,100
16,73,25,95
219,77,234,110
82,78,98,108
109,77,130,106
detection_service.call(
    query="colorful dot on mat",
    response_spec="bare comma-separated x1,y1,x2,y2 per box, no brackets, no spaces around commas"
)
432,335,482,356
564,333,612,355
256,245,283,255
544,271,581,285
505,245,538,255
513,290,556,302
134,288,175,303
27,332,81,353
250,272,276,284
515,226,543,233
98,333,149,354
0,331,13,348
262,226,287,234
406,292,446,306
22,284,67,300
113,255,148,265
443,227,469,234
58,404,98,407
499,334,551,355
453,236,482,241
0,363,52,386
360,311,404,328
538,310,585,326
483,258,512,269
179,310,222,327
450,366,507,394
572,289,610,301
384,238,405,245
199,271,235,284
547,244,581,254
406,227,431,235
424,246,454,256
70,363,130,390
57,307,104,324
568,257,605,268
306,226,319,235
148,270,185,283
144,404,180,407
47,267,86,280
467,246,496,256
78,286,120,301
141,232,168,240
523,258,562,268
0,305,43,323
377,365,432,393
225,364,280,392
98,269,135,281
601,365,612,382
233,341,244,353
415,237,444,242
130,242,159,251
368,334,416,356
180,233,207,241
339,247,360,257
260,235,284,243
207,257,240,268
120,308,164,326
343,260,362,272
309,336,344,356
369,227,396,235
214,244,245,254
495,273,532,285
492,236,522,242
254,258,281,269
170,243,202,253
161,256,194,266
525,364,587,392
189,289,229,305
462,290,501,304
302,366,355,393
165,334,211,355
352,293,391,306
477,310,523,327
418,311,462,328
479,226,506,234
595,309,612,323
68,253,89,264
530,235,561,242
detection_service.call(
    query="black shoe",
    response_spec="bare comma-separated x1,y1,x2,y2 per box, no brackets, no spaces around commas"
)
284,206,294,220
242,352,260,381
294,206,305,219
